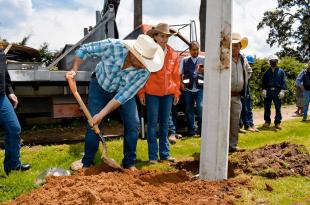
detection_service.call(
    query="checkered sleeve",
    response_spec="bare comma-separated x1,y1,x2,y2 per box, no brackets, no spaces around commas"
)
75,38,122,61
114,70,150,104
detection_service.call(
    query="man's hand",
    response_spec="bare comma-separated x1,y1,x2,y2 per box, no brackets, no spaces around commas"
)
8,94,18,108
65,70,77,79
278,90,285,99
173,96,179,105
196,64,204,73
139,95,146,106
180,82,186,91
93,113,103,126
65,57,84,79
262,89,267,98
300,85,304,92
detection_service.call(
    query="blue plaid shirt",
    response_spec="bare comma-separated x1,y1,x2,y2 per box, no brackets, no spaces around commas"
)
75,38,150,104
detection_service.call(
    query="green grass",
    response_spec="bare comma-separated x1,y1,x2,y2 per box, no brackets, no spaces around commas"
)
238,119,310,149
0,119,309,204
237,176,310,205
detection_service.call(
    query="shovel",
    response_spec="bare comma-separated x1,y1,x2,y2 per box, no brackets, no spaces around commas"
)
67,76,123,171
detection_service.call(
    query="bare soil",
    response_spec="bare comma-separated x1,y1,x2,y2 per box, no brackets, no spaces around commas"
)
173,142,310,179
5,169,249,205
229,142,310,178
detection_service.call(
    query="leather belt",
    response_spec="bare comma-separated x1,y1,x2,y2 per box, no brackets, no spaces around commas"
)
231,91,240,96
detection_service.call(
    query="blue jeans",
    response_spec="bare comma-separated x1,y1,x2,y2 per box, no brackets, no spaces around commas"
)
0,94,21,173
82,78,139,168
240,86,254,128
264,90,282,124
146,94,173,161
303,90,310,120
168,104,178,134
183,89,203,135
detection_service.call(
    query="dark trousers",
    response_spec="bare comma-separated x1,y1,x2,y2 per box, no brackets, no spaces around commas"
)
264,90,282,124
240,87,254,128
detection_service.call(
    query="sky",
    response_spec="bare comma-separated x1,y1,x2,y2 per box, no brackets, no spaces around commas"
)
0,0,279,58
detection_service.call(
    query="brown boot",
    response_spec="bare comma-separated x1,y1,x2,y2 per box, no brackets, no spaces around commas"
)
263,122,270,128
168,134,177,144
275,123,282,130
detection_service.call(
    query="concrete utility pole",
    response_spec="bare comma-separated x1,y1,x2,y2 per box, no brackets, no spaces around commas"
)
134,0,142,28
199,0,232,180
199,0,207,52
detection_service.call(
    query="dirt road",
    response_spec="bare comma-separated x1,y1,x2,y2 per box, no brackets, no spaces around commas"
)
252,104,301,125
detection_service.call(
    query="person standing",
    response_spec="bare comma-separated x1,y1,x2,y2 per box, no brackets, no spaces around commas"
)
67,34,164,170
295,69,305,116
138,23,181,163
229,33,252,153
262,55,286,129
296,60,310,121
0,43,31,175
180,41,205,136
239,55,259,132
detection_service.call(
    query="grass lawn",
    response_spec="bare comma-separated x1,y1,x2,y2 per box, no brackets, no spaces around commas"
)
0,119,309,204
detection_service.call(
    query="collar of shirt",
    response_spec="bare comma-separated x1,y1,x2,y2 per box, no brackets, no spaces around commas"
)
190,56,198,64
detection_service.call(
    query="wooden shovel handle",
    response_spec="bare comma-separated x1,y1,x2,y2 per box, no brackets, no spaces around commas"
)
67,76,100,134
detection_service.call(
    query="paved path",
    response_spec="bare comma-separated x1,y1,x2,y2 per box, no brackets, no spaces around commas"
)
252,104,301,125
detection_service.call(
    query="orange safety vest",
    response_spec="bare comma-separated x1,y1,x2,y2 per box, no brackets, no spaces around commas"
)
138,45,181,98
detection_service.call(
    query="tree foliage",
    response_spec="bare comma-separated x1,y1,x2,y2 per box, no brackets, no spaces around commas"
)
37,42,55,66
18,34,31,46
257,0,310,62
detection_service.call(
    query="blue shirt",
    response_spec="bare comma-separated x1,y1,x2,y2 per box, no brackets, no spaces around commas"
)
262,67,286,90
75,38,150,104
296,69,308,87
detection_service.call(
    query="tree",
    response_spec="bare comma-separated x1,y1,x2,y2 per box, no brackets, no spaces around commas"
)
0,36,8,42
18,34,31,46
38,42,55,66
257,0,310,62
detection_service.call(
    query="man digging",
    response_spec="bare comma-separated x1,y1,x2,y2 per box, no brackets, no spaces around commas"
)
67,34,164,171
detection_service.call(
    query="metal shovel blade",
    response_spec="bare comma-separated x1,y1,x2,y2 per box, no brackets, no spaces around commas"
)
98,133,124,171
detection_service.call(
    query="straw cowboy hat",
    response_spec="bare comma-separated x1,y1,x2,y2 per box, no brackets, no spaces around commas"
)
146,23,173,38
232,33,248,50
123,34,164,72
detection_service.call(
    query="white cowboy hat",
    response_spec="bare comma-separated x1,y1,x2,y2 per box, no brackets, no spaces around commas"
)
232,33,248,50
123,34,164,72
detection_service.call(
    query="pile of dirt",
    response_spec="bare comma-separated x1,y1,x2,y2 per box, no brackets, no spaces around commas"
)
5,169,249,205
229,142,310,178
173,142,310,179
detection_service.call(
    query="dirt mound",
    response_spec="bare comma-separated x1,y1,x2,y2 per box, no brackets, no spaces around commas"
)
5,169,249,205
229,142,310,178
173,142,310,179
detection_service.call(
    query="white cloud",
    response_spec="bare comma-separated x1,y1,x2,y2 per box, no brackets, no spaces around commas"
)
0,0,33,27
28,8,96,50
73,0,102,11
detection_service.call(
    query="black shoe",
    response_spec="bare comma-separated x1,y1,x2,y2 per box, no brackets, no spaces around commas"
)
229,147,245,153
5,164,31,175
